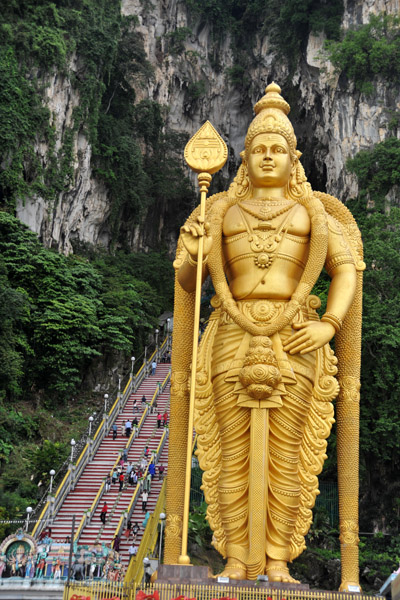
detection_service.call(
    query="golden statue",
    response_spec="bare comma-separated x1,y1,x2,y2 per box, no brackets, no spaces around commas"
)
165,83,364,590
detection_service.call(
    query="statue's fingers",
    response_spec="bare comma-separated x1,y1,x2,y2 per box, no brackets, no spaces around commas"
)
284,330,308,348
204,222,211,234
289,339,312,354
300,343,316,355
189,225,200,237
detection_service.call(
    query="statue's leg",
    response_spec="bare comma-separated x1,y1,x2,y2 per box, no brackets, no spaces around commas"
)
266,344,316,582
212,369,250,579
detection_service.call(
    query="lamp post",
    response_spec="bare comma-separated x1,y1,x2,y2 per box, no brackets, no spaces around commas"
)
131,356,135,379
104,393,109,415
158,512,166,563
25,506,32,531
88,416,94,438
155,329,159,359
166,318,171,352
70,438,76,463
49,469,55,494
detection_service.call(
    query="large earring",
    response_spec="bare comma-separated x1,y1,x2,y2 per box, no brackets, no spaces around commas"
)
288,160,303,200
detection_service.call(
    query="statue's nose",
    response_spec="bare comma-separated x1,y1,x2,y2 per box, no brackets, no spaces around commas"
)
263,149,273,161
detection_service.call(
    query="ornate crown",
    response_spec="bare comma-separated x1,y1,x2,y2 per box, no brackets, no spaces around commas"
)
245,82,297,158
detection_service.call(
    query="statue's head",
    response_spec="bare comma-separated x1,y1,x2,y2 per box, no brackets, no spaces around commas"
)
231,82,310,201
245,82,297,162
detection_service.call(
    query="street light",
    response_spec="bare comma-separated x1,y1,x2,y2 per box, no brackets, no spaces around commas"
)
88,416,94,438
49,469,55,494
131,356,135,379
155,329,159,352
70,439,76,463
25,506,32,531
158,512,166,563
166,318,170,333
104,393,109,415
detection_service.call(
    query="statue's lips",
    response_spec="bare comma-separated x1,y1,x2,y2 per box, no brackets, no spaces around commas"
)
261,165,274,171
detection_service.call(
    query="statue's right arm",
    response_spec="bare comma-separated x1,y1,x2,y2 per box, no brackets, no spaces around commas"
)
177,218,212,293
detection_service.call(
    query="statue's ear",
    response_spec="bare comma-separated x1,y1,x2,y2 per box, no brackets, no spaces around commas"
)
240,150,246,163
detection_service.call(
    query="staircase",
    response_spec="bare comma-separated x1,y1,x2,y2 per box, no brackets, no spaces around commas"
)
47,363,170,571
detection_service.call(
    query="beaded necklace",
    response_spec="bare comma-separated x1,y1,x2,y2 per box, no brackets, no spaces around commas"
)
239,200,295,222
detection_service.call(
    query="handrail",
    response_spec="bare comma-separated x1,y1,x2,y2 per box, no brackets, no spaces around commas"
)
115,428,168,541
31,334,171,540
125,479,167,584
74,368,170,542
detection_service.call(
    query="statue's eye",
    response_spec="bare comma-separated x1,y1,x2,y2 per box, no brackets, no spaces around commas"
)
275,146,284,153
253,147,263,153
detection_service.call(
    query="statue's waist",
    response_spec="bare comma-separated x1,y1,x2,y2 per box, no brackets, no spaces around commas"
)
218,296,321,327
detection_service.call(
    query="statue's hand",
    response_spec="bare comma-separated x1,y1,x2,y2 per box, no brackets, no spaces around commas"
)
283,321,336,355
180,216,212,261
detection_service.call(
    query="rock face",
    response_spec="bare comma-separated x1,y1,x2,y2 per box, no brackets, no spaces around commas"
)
16,0,400,253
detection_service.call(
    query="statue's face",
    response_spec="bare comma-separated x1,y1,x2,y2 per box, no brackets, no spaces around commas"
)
247,133,292,189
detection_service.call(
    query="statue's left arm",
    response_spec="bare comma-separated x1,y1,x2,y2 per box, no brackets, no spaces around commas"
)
283,215,357,355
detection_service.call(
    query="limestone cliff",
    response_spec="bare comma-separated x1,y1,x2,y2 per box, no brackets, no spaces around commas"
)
15,0,400,253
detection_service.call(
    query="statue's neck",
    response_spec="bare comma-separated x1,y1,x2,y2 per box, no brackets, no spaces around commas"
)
252,185,286,199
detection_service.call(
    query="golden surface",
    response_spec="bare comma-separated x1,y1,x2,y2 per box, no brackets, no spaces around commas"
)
165,82,364,590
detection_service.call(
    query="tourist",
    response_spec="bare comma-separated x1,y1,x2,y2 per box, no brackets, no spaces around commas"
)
100,502,108,524
112,535,121,552
112,423,118,440
128,543,138,562
105,475,111,493
119,472,124,491
125,420,132,438
158,464,165,480
151,360,157,375
163,411,168,427
142,490,148,512
149,463,156,480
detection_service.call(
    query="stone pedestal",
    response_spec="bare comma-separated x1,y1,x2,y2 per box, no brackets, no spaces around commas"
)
156,564,309,590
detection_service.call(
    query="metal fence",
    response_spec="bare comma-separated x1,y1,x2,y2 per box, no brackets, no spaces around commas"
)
63,580,381,600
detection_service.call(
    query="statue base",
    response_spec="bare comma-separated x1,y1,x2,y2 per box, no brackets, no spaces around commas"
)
157,564,310,590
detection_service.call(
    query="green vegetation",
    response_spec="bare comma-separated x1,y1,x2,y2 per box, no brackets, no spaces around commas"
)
165,26,192,54
345,138,400,530
325,14,400,94
0,212,174,530
0,0,195,244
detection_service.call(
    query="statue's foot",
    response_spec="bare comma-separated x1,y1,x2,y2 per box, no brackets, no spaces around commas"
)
216,558,246,580
265,559,299,583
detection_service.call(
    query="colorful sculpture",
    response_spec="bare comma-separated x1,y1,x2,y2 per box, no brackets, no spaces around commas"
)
165,83,364,590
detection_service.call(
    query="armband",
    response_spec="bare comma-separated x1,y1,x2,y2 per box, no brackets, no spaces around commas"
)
321,312,343,333
187,254,207,268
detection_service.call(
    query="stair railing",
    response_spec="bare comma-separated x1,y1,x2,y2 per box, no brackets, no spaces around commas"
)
31,334,171,540
114,427,168,542
74,370,170,543
124,479,167,584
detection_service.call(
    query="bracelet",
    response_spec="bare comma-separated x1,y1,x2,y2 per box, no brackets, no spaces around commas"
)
187,254,207,268
321,312,343,332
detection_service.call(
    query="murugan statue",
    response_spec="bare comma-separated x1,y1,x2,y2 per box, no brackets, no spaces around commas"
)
165,83,364,590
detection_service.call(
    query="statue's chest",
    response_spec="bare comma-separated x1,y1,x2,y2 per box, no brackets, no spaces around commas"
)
222,203,310,255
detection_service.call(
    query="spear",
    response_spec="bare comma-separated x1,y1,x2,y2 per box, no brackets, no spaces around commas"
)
178,121,227,565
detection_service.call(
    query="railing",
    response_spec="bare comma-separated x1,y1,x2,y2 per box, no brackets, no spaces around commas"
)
125,479,167,585
114,428,168,543
64,581,383,600
69,368,170,542
32,334,171,540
